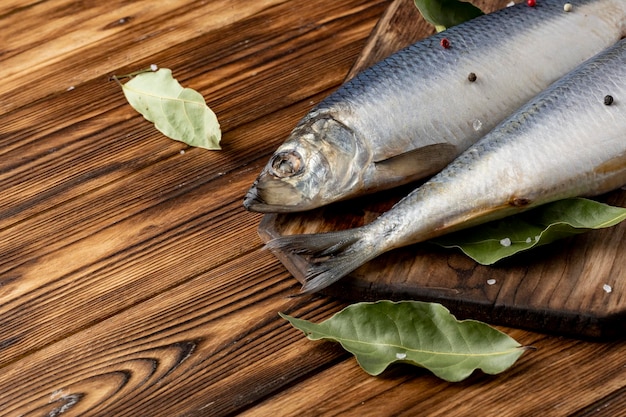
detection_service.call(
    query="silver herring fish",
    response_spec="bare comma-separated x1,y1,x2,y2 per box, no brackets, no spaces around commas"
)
267,37,626,293
244,0,626,213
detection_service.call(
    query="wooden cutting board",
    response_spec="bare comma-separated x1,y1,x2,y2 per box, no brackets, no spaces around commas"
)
258,0,626,339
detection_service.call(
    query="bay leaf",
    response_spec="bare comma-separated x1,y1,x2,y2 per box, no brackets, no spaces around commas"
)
281,301,527,381
413,0,483,32
432,198,626,265
117,68,221,149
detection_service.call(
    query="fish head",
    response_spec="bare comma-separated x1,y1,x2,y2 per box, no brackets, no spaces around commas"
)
244,115,366,212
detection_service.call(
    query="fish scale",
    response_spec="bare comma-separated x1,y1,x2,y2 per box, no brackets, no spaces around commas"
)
245,0,626,213
267,37,626,294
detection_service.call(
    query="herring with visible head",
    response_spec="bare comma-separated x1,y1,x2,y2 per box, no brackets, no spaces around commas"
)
267,37,626,294
244,0,626,213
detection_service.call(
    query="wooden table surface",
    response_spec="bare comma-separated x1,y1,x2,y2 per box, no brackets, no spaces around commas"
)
1,0,625,416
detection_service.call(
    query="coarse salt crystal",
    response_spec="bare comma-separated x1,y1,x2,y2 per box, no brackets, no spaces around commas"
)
487,279,497,286
472,119,483,132
525,237,532,243
603,284,612,293
500,237,512,247
150,64,159,72
396,352,407,360
564,3,573,12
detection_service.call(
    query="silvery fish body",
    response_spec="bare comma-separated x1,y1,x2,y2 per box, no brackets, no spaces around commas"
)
244,0,626,213
267,37,626,294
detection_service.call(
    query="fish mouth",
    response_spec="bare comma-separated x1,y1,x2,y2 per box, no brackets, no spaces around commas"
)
243,191,301,213
243,181,309,213
243,186,269,212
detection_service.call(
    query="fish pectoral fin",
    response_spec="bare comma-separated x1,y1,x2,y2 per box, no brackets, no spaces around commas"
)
594,150,626,176
374,143,458,180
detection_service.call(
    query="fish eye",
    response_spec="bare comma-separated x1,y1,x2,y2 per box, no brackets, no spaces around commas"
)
269,150,304,178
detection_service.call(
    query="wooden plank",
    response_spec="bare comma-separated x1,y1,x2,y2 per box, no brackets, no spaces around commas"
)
258,0,626,338
573,386,626,417
0,250,348,416
244,331,626,417
1,0,293,113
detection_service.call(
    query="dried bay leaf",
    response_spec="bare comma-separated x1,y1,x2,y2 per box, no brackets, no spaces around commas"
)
413,0,483,32
281,301,528,381
432,198,626,265
116,67,221,149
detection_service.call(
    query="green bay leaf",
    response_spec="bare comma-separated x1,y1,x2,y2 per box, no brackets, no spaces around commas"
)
432,198,626,265
413,0,483,32
118,68,221,149
281,301,527,381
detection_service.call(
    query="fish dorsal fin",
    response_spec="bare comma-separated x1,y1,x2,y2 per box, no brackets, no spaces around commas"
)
374,143,459,180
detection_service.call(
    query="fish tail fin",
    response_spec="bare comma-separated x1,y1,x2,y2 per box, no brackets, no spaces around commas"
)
265,228,377,294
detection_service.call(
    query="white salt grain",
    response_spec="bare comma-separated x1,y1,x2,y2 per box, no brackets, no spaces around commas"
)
563,3,573,12
500,237,512,247
472,119,483,132
396,352,407,360
487,279,497,286
603,284,612,294
150,64,159,72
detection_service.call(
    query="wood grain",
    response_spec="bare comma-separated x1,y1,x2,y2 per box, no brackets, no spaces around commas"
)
244,333,626,416
1,0,625,415
259,0,626,338
0,249,348,416
0,0,387,365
